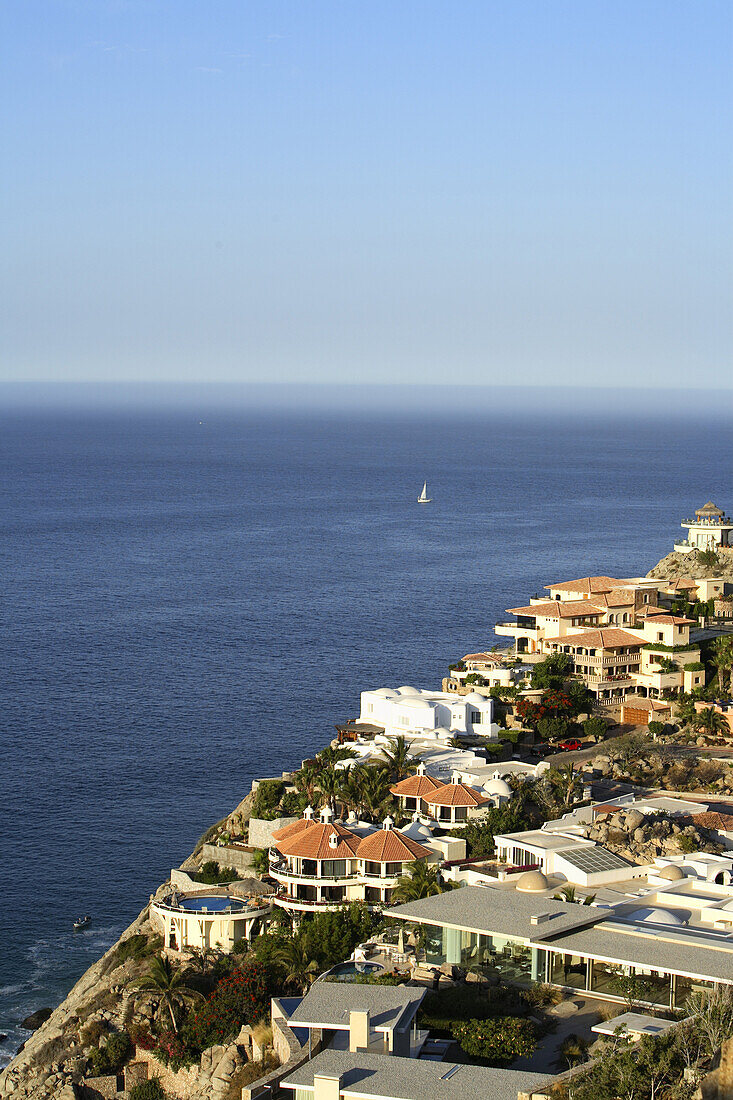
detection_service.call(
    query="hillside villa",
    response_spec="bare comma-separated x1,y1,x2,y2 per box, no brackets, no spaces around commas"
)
268,807,465,915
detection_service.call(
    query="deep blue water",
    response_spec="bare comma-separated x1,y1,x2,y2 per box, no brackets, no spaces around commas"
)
1,402,731,1063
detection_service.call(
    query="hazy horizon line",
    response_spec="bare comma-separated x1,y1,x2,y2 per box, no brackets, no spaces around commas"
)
1,381,732,422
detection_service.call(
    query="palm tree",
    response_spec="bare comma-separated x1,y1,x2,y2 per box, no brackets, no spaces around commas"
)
275,936,319,991
314,768,341,816
380,736,422,782
553,885,596,905
184,945,220,977
712,637,733,695
694,707,728,736
359,767,393,821
391,861,444,903
547,763,582,808
134,955,203,1033
250,848,270,876
338,764,367,817
293,760,321,804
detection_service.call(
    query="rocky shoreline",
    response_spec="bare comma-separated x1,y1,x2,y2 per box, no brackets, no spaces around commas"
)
0,791,256,1100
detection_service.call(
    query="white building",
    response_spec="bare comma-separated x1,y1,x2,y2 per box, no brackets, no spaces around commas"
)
675,501,733,554
359,686,498,739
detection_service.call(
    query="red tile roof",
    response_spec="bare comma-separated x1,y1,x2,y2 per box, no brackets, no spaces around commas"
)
271,818,316,842
275,822,361,859
636,610,694,625
506,601,604,619
690,812,733,831
356,829,431,862
543,628,642,650
545,577,622,595
425,782,490,808
390,773,444,798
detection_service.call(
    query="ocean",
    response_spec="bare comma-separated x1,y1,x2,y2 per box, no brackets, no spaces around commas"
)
1,396,731,1063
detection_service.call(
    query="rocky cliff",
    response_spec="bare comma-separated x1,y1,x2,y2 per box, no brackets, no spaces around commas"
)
0,790,257,1100
647,548,733,582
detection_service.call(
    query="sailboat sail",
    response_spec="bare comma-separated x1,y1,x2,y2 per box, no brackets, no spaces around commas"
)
418,481,431,503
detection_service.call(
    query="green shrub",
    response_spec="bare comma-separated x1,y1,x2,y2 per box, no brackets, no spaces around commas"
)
418,984,525,1030
352,971,408,985
451,1017,536,1064
499,729,521,744
583,716,607,740
195,860,240,884
280,790,308,816
130,1083,167,1100
251,780,285,820
647,721,665,737
106,934,162,972
89,1031,131,1074
677,834,698,853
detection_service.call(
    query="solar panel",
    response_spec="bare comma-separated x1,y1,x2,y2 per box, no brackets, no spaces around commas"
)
562,848,629,873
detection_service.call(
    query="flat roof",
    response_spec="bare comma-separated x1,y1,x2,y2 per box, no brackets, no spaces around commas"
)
389,885,608,941
591,1013,677,1039
280,1050,553,1100
496,829,593,852
534,921,733,983
287,985,425,1034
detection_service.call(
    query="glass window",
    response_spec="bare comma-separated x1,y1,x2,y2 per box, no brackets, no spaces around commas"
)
550,952,588,990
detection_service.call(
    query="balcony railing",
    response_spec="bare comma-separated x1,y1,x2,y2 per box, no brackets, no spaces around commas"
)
269,864,358,884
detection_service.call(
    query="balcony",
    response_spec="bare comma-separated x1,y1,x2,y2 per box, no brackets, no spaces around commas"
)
269,863,358,886
274,890,350,912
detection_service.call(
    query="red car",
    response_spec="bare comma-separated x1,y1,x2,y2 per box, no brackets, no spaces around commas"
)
558,738,582,752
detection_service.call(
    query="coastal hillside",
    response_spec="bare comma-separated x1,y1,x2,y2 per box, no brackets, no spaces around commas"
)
647,548,733,581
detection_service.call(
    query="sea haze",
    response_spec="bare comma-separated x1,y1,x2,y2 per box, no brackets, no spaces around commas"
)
1,401,731,1062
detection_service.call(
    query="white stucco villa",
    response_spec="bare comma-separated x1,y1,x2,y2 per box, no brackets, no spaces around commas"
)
359,686,499,739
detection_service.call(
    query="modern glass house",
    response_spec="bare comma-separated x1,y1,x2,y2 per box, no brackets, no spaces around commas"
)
389,886,729,1010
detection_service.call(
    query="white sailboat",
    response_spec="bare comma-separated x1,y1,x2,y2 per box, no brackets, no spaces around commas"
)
417,481,431,503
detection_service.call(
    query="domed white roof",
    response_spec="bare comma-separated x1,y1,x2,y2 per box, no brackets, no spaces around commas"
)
658,864,686,882
485,779,512,797
396,686,421,696
516,870,549,893
372,688,397,698
629,907,685,926
464,691,487,706
400,697,433,709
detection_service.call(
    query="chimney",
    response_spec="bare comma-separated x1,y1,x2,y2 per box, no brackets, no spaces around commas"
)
417,762,426,775
349,1009,371,1052
314,1073,342,1100
451,771,460,785
320,804,334,823
329,832,339,849
303,805,314,820
383,815,394,831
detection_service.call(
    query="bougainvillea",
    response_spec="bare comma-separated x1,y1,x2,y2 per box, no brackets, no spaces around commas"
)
183,961,273,1050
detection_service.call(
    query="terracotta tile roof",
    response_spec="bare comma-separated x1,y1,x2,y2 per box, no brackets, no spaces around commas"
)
637,611,695,625
506,601,604,619
543,628,643,650
390,773,444,798
590,589,637,607
620,695,671,713
665,578,700,590
462,651,504,664
271,817,316,842
425,782,490,808
356,829,431,862
689,812,733,831
545,576,622,595
275,822,361,859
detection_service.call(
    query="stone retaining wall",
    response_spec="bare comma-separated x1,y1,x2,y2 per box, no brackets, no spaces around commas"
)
247,817,298,850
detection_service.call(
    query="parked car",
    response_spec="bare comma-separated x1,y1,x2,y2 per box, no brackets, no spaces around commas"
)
557,738,583,752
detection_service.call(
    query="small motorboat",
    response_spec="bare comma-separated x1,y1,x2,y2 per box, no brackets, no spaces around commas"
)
73,915,91,931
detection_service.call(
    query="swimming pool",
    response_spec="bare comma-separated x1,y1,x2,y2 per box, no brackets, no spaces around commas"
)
177,896,248,912
325,961,385,980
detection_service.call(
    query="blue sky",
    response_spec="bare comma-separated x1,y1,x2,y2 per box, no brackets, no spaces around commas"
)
1,0,731,389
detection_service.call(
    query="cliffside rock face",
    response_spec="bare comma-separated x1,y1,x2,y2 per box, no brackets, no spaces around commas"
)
647,549,733,581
